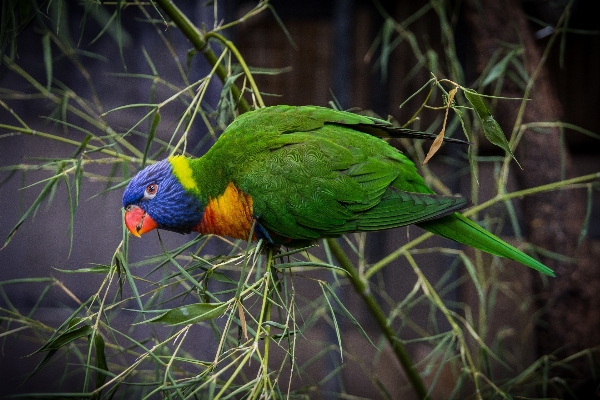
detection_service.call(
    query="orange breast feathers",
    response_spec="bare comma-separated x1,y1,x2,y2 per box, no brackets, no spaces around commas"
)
195,182,255,240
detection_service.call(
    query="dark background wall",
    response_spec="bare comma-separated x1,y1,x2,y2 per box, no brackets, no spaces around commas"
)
0,0,598,398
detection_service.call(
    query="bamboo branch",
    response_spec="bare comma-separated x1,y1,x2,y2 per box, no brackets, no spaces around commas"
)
0,123,141,162
326,238,431,400
153,0,251,114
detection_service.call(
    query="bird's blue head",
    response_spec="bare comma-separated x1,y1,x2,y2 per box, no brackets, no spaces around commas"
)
122,159,204,236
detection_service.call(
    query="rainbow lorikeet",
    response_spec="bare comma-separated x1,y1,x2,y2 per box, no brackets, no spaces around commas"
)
122,105,553,276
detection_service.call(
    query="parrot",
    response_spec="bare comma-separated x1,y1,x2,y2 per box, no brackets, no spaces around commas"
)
122,105,553,276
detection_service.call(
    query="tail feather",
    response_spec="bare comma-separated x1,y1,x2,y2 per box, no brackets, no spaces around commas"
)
417,212,554,276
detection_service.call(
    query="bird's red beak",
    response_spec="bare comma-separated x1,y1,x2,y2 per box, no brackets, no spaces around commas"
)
124,205,158,237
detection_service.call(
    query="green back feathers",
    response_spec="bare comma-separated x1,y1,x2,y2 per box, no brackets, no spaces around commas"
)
165,105,551,276
175,105,462,240
219,110,452,240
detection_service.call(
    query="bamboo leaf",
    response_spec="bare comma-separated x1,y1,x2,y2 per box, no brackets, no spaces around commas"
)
2,176,59,250
69,134,93,159
141,302,229,325
454,106,479,185
464,89,520,166
322,282,376,349
23,349,58,383
42,32,52,91
53,265,112,274
36,325,93,353
73,157,83,207
482,49,520,87
94,333,109,390
0,277,56,285
272,261,346,273
207,270,237,284
142,109,160,168
320,282,343,361
577,185,593,247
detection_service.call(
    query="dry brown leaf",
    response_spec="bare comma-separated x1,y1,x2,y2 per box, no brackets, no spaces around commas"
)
423,87,458,164
423,132,445,164
237,299,248,341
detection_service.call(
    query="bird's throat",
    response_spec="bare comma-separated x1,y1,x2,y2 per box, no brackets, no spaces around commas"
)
194,182,255,241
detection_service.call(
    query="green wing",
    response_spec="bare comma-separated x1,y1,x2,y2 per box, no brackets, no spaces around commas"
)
222,107,466,240
195,105,552,276
223,105,468,144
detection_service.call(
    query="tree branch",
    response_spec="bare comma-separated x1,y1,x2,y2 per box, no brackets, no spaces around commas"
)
154,0,251,114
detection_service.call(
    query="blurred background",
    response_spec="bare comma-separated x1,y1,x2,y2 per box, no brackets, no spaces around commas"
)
1,0,599,398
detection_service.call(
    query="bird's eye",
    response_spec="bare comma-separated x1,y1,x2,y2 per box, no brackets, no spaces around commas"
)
144,183,158,199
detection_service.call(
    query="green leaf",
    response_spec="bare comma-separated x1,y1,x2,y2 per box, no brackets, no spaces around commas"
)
94,333,109,390
23,349,58,383
453,106,479,185
142,109,160,168
142,302,229,325
379,18,395,81
187,47,197,70
36,325,93,353
463,89,520,167
272,261,347,273
460,253,484,305
53,265,112,274
320,283,343,361
322,282,376,349
42,32,52,91
68,133,93,159
73,157,84,207
262,321,288,330
577,185,593,247
271,330,298,340
68,317,87,329
207,270,237,285
117,249,143,310
2,176,60,250
482,49,519,87
0,277,56,285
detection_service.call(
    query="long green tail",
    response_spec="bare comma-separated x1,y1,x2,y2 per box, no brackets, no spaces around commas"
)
417,212,554,276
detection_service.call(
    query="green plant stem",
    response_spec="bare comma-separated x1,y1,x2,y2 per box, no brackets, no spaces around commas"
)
326,238,431,400
205,32,265,108
500,1,572,182
154,0,251,114
256,249,275,399
466,171,600,216
0,124,141,162
2,55,143,159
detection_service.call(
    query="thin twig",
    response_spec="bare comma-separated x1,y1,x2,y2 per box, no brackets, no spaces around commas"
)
326,238,431,400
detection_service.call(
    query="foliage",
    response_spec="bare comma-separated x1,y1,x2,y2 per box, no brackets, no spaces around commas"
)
1,0,599,399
